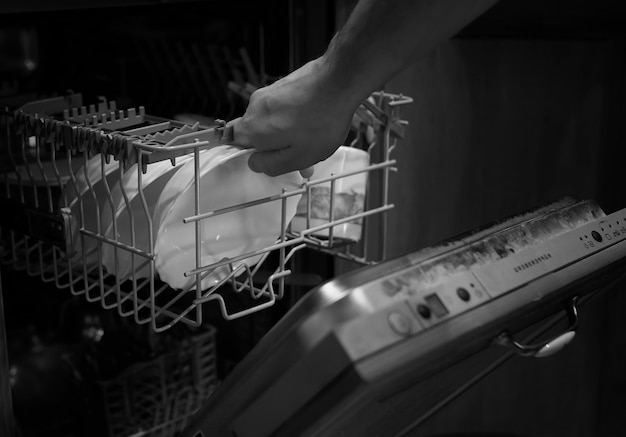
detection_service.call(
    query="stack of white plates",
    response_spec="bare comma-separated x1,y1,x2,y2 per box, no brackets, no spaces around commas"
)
62,146,303,291
153,146,303,291
100,155,193,281
61,155,119,270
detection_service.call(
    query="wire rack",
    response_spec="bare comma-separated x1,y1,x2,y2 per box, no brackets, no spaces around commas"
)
99,327,217,437
0,89,412,332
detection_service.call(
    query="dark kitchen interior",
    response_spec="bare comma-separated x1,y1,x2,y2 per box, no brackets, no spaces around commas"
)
1,1,626,436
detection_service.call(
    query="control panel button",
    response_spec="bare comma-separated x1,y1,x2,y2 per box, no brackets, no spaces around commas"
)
591,230,602,242
417,304,431,319
424,293,449,317
456,287,471,302
388,311,412,336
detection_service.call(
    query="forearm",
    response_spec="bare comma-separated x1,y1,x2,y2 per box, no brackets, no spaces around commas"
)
228,0,498,176
320,0,498,106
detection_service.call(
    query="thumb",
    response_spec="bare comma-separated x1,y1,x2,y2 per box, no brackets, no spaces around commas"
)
224,117,252,148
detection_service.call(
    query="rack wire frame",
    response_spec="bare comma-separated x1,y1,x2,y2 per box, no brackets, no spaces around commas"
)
99,327,218,437
0,90,412,332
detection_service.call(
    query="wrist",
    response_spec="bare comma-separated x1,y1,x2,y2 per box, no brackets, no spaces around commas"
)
314,51,373,110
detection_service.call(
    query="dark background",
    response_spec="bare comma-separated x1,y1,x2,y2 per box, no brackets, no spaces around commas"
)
1,1,626,436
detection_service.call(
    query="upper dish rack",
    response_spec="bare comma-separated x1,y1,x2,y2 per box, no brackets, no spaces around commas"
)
0,90,412,332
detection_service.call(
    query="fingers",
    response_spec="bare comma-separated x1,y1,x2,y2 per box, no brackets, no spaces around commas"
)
229,117,306,177
224,117,253,148
226,116,284,151
226,114,315,178
248,147,310,177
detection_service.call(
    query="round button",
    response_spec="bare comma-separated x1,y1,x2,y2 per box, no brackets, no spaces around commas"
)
388,311,412,336
591,231,603,242
457,287,470,302
417,304,431,319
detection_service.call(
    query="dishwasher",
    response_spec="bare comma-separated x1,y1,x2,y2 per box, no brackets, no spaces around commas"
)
2,2,626,437
0,40,414,436
3,88,626,437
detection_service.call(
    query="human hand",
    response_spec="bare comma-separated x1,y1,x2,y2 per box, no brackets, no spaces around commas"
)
226,57,362,177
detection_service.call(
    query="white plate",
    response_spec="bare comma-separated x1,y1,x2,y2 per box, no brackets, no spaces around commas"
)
153,145,303,291
100,155,193,280
60,155,120,269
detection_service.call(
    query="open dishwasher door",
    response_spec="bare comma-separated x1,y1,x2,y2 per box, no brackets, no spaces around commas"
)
180,197,626,437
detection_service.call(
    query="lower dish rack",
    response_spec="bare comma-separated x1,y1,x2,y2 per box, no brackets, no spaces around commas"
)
99,326,217,437
0,90,412,332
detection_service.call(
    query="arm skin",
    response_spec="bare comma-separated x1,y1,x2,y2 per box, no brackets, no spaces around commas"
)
228,0,499,177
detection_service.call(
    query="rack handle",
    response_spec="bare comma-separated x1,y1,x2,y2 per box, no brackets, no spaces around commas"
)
493,298,579,358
